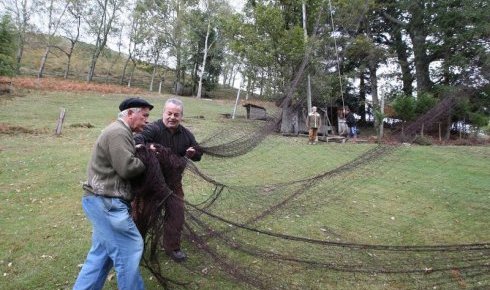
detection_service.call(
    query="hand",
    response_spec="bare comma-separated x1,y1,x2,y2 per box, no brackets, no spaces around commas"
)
185,147,196,158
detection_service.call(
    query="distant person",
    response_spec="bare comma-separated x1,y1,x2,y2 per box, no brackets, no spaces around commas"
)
73,97,154,290
292,113,299,135
345,107,357,140
306,106,321,144
134,98,202,262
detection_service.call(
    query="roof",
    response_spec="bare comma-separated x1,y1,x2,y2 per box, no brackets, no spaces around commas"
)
242,103,266,110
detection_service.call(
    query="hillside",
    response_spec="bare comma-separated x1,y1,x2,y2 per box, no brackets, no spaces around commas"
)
16,32,239,99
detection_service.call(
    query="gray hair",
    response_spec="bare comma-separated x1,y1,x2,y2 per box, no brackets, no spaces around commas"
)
165,98,184,115
118,107,141,118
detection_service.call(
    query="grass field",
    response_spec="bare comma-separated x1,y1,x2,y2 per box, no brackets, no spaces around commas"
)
0,89,489,289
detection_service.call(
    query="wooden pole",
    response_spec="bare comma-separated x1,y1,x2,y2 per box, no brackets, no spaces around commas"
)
232,82,242,119
55,108,66,136
438,122,442,142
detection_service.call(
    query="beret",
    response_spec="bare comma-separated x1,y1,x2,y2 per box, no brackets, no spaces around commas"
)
119,97,154,111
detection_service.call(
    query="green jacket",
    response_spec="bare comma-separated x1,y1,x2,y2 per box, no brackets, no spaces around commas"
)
83,119,145,201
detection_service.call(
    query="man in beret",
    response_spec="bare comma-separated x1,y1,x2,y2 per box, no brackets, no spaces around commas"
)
135,98,202,262
73,97,153,290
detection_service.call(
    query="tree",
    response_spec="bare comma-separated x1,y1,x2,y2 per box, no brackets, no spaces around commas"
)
381,0,489,96
135,0,171,91
120,1,149,88
84,0,125,82
187,0,229,98
195,0,213,98
392,92,436,136
392,94,416,136
167,0,199,94
0,14,17,76
36,0,69,78
58,0,82,79
227,1,311,99
2,0,37,73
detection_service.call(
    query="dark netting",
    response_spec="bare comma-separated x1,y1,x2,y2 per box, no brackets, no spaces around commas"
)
392,86,473,142
132,93,489,289
198,113,281,158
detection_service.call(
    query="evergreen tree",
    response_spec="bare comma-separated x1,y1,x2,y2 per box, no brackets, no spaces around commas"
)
0,15,16,76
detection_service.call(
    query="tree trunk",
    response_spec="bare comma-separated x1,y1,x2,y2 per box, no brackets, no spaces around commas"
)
13,0,31,74
15,40,25,74
128,61,136,87
64,54,72,79
120,54,132,85
280,105,295,134
444,114,451,140
197,20,211,99
63,14,80,79
37,46,50,78
231,69,238,88
369,60,383,140
359,71,366,123
64,40,77,79
150,66,157,92
392,27,413,96
87,52,98,82
408,3,432,95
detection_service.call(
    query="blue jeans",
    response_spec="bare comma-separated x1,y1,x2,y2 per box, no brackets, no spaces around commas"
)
73,195,145,290
349,126,357,138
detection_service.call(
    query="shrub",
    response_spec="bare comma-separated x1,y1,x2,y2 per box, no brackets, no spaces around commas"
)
412,135,433,146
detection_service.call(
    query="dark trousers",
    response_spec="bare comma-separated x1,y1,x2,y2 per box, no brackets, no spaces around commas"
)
162,183,184,252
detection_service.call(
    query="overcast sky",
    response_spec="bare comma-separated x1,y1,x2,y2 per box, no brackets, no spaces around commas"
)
229,0,245,12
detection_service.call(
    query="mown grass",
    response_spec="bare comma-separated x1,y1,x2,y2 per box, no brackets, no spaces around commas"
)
0,90,489,290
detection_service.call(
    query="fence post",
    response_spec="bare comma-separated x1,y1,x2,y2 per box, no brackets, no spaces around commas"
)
55,108,66,136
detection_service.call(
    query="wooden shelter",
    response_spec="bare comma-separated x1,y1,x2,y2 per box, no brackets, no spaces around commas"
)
243,103,267,120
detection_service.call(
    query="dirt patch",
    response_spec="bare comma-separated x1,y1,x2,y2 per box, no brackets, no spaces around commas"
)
0,123,47,135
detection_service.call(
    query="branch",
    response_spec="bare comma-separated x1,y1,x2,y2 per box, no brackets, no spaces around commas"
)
382,11,406,27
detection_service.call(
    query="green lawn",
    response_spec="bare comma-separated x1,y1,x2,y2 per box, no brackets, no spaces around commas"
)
1,91,489,289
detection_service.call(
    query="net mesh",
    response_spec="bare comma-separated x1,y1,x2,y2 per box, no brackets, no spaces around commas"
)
134,94,489,289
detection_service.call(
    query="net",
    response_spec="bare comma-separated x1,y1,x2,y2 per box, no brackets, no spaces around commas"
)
134,94,489,289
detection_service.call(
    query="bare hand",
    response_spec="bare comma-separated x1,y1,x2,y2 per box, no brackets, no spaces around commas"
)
186,147,196,158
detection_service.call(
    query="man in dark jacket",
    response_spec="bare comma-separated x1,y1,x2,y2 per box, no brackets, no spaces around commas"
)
134,98,202,262
345,107,357,139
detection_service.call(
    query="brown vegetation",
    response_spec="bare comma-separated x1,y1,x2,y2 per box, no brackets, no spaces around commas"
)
0,76,145,94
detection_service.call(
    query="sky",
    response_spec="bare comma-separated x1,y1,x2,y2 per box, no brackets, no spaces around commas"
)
229,0,245,11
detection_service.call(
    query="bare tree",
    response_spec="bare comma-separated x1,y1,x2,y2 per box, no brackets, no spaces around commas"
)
36,0,68,78
84,0,125,82
104,25,123,83
195,0,212,98
148,36,167,92
120,18,137,85
56,0,82,79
